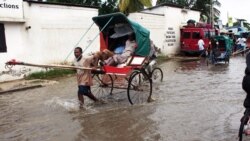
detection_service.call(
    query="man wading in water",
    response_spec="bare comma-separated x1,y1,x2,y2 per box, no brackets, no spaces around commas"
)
73,47,103,108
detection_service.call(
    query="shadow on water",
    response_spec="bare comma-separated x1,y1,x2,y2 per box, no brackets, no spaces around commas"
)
0,56,248,141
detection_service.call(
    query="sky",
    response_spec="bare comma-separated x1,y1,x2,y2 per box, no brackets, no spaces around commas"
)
219,0,250,24
152,0,250,25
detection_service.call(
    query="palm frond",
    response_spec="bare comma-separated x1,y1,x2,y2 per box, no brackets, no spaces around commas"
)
138,0,152,7
119,0,130,12
213,0,221,7
213,7,220,17
128,0,144,12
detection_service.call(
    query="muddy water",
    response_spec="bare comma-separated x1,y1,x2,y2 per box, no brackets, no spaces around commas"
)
0,57,247,141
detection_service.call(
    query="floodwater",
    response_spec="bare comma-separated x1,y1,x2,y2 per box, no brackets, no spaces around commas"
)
0,57,247,141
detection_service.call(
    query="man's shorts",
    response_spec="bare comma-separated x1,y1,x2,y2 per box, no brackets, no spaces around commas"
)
78,86,91,95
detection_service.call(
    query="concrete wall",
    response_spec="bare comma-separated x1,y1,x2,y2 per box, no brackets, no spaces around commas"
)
130,6,200,55
128,13,165,53
0,1,99,82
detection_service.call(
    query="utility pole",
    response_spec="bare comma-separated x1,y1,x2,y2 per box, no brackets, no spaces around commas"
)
211,0,214,28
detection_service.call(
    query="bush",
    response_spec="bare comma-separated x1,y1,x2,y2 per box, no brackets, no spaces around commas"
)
156,54,170,64
25,69,75,80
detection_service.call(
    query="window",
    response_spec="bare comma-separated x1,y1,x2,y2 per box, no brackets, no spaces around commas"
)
0,23,7,53
204,31,210,38
192,32,200,39
210,31,215,37
182,32,191,39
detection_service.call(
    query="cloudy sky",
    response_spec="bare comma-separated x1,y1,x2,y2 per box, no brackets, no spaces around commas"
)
219,0,250,24
152,0,250,24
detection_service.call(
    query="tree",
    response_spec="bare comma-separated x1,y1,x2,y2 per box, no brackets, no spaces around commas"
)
193,0,221,24
118,0,152,14
47,0,101,7
47,0,119,15
156,0,221,25
156,0,196,8
99,0,119,15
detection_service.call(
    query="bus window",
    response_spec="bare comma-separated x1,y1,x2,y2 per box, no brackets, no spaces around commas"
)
183,32,191,39
210,31,215,37
204,31,210,38
192,32,200,39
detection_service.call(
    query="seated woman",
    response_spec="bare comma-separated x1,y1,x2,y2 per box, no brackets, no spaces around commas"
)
103,33,137,66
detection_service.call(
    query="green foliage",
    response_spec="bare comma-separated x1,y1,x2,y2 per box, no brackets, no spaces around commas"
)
156,0,196,8
193,0,221,23
156,54,170,64
99,0,119,15
47,0,101,6
245,24,250,31
157,0,221,24
25,69,75,80
47,0,118,15
156,0,169,5
118,0,152,14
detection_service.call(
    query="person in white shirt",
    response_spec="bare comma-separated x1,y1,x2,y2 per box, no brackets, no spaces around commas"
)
198,36,205,57
104,33,137,66
237,36,247,55
237,37,246,49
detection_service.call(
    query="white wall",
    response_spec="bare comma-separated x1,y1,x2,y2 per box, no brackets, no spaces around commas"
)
0,2,99,82
128,13,165,53
22,2,99,63
131,6,200,55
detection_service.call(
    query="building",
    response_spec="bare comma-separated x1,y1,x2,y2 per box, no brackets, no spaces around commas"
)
0,1,201,82
0,0,99,82
128,3,201,55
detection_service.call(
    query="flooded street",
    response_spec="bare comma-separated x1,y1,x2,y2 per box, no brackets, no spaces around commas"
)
0,57,247,141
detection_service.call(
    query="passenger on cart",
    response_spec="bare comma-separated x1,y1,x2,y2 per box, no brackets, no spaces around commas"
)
103,33,137,66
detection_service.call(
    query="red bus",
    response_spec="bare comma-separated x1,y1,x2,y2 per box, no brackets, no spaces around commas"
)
180,23,216,54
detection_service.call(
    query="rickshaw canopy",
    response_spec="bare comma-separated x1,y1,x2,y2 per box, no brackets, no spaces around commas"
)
92,12,150,56
214,35,233,53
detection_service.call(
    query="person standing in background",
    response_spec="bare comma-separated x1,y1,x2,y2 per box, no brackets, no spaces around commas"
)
198,36,205,57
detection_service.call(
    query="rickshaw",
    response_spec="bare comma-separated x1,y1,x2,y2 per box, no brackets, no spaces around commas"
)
90,12,163,105
4,12,163,105
206,35,233,65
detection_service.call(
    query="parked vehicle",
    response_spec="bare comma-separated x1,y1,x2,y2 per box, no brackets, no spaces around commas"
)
206,35,233,65
180,22,217,55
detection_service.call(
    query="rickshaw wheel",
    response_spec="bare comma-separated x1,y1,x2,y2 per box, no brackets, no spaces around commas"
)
151,67,163,83
127,71,152,105
92,74,113,99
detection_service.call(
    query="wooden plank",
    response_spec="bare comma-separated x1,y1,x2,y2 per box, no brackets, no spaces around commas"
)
5,61,95,70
